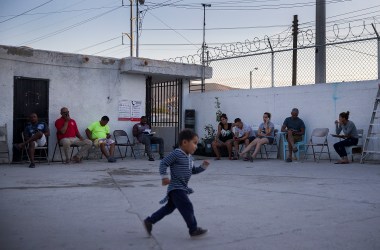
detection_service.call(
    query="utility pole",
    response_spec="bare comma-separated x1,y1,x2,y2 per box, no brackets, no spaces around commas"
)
136,0,145,57
201,3,211,92
129,0,134,57
315,0,326,83
292,15,298,86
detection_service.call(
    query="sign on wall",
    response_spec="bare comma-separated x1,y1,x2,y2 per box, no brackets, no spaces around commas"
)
118,100,143,121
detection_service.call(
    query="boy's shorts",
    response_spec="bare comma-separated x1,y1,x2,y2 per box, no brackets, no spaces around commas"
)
33,134,47,147
94,138,115,147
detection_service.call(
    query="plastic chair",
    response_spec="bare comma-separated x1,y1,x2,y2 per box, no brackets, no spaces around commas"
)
0,124,10,164
21,132,49,164
113,130,136,159
303,128,331,162
281,131,307,160
345,129,364,162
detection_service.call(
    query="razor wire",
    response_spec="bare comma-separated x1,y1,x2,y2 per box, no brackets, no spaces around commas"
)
166,20,379,64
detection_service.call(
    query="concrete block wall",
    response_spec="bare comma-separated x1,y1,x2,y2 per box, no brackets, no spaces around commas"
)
182,80,379,161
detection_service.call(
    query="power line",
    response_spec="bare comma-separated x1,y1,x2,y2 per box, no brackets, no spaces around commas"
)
0,6,120,18
0,0,93,34
157,0,350,11
0,0,55,24
142,24,290,31
19,6,122,46
146,11,198,49
74,35,122,53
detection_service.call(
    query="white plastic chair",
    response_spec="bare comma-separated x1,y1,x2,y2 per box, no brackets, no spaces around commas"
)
0,124,10,164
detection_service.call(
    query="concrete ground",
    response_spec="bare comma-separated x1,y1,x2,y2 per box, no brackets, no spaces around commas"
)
0,155,379,250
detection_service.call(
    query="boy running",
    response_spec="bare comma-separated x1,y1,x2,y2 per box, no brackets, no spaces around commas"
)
144,129,210,237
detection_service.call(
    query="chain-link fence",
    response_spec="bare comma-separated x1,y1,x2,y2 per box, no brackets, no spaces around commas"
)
179,21,380,91
202,38,378,90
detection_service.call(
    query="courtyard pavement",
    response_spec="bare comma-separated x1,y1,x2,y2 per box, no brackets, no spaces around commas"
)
0,155,379,250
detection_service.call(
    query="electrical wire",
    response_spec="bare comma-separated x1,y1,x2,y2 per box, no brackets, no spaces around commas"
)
74,35,122,53
0,0,55,24
19,6,122,46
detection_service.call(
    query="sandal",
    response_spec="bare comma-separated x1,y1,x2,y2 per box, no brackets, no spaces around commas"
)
243,157,250,161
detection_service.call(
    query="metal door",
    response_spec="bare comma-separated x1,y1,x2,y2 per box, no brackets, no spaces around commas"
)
146,77,182,149
13,77,49,162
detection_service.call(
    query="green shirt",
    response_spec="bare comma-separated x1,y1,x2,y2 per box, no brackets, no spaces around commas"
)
87,121,110,139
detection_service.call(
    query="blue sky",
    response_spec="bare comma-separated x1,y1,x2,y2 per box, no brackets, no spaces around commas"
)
0,0,379,61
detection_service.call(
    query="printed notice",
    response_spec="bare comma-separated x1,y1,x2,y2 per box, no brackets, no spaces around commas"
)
118,100,142,121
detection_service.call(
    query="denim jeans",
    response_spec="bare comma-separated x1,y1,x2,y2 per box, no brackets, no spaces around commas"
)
147,189,197,234
333,138,358,157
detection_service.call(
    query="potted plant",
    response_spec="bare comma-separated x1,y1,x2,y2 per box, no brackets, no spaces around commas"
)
203,124,215,155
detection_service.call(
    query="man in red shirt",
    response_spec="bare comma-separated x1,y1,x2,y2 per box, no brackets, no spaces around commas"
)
55,107,92,163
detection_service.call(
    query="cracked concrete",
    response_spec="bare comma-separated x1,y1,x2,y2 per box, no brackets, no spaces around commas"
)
0,157,379,250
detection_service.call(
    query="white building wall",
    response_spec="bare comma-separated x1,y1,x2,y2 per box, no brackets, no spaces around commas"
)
182,80,379,160
0,48,146,160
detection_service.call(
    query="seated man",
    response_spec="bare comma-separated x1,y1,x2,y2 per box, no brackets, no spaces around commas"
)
281,108,305,162
85,116,116,163
15,113,50,168
232,118,255,160
133,116,164,161
55,107,92,163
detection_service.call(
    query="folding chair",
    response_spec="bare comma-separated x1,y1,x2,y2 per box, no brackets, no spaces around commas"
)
303,128,331,162
345,129,364,162
281,131,307,160
262,129,280,159
113,130,136,159
21,132,49,164
51,140,80,162
0,123,10,164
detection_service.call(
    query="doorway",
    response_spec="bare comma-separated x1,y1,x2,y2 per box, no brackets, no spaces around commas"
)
13,77,49,162
146,77,182,150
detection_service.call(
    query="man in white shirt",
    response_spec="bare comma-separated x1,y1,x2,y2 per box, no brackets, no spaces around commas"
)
232,118,255,160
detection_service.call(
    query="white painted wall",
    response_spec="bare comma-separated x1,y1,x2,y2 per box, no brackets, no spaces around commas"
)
182,80,379,160
0,47,146,161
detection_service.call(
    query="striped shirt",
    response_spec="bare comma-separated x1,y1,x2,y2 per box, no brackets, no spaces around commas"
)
159,148,206,204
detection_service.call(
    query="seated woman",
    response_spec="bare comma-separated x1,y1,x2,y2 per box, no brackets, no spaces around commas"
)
211,113,234,160
333,111,359,164
240,112,274,161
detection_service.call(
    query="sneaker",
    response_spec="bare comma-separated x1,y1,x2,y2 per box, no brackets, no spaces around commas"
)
286,158,292,162
143,218,152,236
107,157,116,163
190,227,208,237
148,157,155,161
29,163,35,168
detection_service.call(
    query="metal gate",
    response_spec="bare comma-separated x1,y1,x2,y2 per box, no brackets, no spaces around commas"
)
13,76,49,162
146,77,182,148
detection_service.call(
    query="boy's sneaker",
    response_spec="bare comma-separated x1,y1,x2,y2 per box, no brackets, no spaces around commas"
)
143,218,152,236
190,227,208,237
